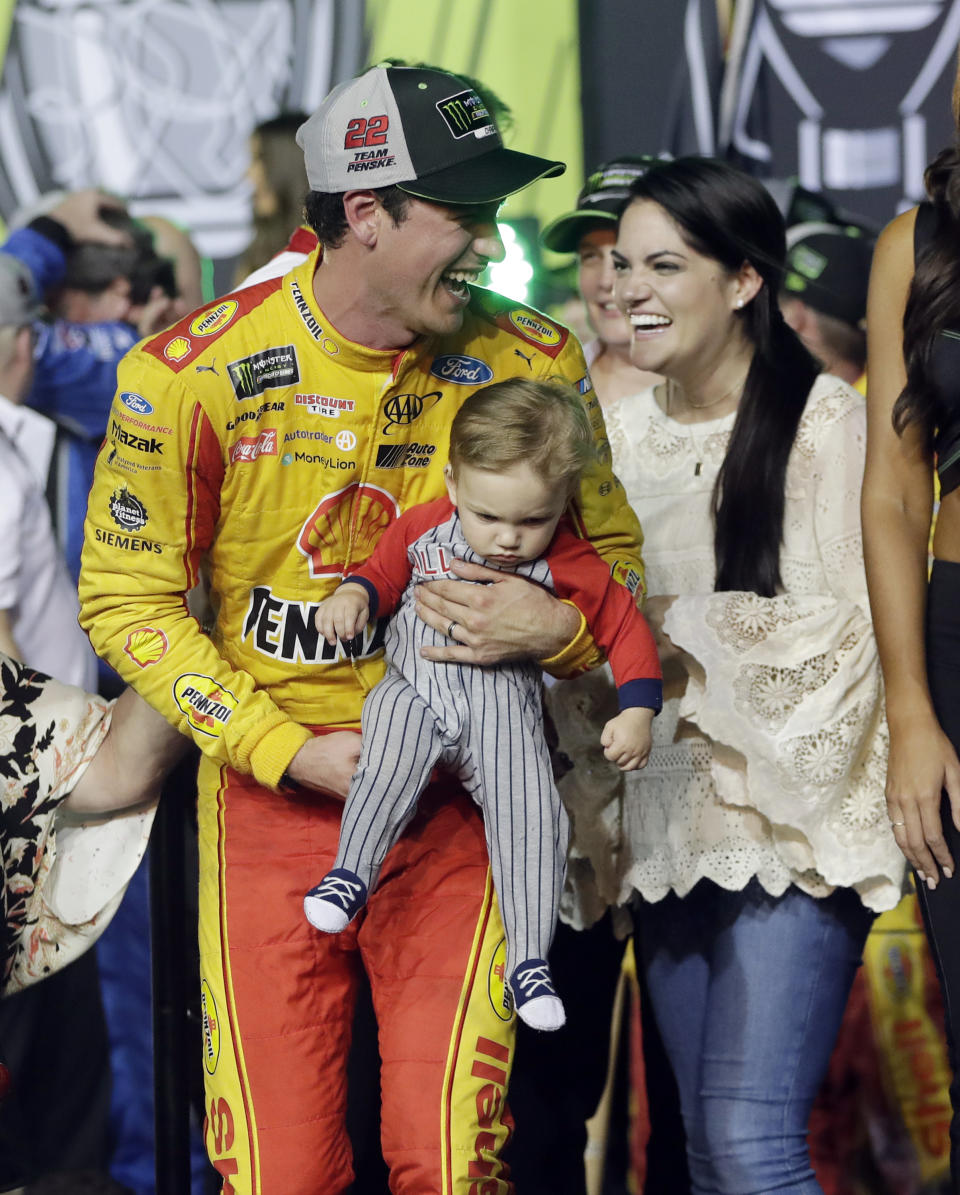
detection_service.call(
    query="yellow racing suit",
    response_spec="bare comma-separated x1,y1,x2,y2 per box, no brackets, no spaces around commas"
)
79,248,646,1195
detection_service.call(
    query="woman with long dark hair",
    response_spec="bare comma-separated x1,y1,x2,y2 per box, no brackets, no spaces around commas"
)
600,157,905,1193
862,56,960,1188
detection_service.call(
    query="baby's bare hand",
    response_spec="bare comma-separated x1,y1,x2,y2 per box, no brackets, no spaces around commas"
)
315,583,370,645
600,707,654,771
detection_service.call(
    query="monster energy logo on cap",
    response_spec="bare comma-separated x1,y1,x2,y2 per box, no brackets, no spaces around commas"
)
436,89,491,139
227,345,300,400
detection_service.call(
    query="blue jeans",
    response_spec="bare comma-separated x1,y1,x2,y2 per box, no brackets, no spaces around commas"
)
635,880,874,1195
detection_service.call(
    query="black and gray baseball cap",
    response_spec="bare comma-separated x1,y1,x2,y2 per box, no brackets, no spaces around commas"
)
783,222,875,328
0,253,42,328
541,156,655,253
296,64,565,204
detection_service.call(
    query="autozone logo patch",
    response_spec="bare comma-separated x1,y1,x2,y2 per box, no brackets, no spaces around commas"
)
230,428,278,464
375,442,436,469
172,674,238,737
242,586,386,662
228,346,300,400
429,355,493,385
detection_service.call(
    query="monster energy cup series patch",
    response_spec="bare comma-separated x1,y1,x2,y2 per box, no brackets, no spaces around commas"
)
227,345,300,401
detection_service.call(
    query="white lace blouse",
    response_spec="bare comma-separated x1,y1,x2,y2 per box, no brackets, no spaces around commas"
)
551,374,908,925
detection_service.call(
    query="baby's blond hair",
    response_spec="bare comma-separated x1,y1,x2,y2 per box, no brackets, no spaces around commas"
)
448,377,595,497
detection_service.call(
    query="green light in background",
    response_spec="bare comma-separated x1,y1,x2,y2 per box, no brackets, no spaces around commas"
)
485,223,534,303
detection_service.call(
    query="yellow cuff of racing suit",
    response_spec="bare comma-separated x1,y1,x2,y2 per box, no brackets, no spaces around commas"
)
538,600,604,679
246,718,314,790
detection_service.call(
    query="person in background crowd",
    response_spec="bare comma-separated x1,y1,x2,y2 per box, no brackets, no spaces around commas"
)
497,158,687,1195
2,190,211,1195
861,49,960,1188
10,203,179,591
0,246,122,1192
78,63,646,1195
541,158,661,405
0,647,188,1195
779,222,874,392
0,251,96,691
606,156,905,1195
233,112,310,285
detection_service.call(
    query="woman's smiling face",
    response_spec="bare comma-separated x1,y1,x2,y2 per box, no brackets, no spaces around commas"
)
612,199,746,379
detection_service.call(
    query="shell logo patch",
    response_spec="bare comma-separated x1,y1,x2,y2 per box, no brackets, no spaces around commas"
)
487,936,511,1021
123,627,169,668
172,674,238,737
164,336,191,362
297,482,399,579
508,310,562,347
190,300,238,338
200,979,221,1075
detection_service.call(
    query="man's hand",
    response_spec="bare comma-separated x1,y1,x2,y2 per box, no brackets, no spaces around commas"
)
600,706,654,770
415,557,580,665
285,731,361,800
48,189,132,246
315,583,370,646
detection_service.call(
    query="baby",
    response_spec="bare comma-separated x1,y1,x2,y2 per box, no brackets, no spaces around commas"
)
303,377,662,1030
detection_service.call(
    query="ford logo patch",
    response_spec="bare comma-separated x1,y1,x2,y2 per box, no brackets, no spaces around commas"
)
429,355,494,386
120,392,154,415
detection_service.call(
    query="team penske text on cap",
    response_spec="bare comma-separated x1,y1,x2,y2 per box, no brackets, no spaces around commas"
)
296,64,565,204
541,156,656,254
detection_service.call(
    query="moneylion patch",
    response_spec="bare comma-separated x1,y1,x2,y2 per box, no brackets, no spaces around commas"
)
173,674,238,738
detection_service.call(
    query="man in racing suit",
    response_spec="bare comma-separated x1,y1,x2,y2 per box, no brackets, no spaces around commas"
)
79,64,647,1195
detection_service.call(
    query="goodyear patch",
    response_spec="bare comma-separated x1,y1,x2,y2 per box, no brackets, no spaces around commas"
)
173,674,238,738
508,309,562,347
123,627,169,667
190,300,238,338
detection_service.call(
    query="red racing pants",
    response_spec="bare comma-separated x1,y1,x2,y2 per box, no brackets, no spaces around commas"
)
196,750,516,1195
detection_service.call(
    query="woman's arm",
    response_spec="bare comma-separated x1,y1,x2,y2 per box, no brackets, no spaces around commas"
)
64,686,190,815
861,206,960,883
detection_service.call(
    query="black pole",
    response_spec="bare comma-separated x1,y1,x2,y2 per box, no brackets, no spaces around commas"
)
149,759,194,1194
